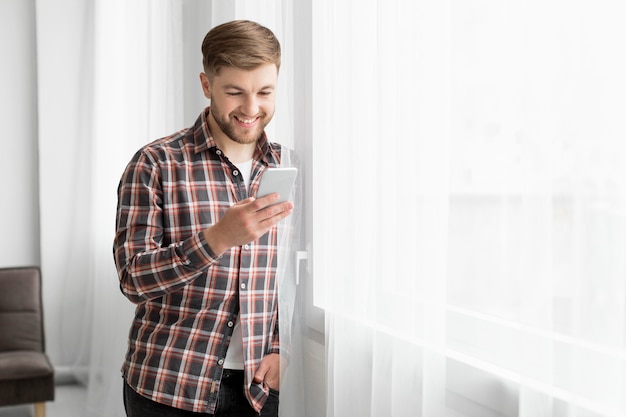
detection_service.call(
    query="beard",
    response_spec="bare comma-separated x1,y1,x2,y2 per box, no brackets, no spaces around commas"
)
209,96,273,145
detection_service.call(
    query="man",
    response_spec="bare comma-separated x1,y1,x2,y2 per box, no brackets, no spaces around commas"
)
114,20,297,417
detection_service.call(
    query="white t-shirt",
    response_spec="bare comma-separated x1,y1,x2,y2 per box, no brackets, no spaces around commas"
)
236,159,253,192
223,159,253,370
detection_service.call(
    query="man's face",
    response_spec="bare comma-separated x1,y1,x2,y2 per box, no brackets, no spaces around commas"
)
201,64,278,147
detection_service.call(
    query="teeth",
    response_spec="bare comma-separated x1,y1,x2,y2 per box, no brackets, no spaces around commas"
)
237,116,256,124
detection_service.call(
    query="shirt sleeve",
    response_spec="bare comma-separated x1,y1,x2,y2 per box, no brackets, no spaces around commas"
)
113,149,220,304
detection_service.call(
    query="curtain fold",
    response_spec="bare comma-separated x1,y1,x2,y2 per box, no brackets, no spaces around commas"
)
313,1,626,416
36,0,98,382
84,2,187,415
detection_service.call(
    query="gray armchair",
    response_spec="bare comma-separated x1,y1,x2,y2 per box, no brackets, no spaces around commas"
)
0,266,55,417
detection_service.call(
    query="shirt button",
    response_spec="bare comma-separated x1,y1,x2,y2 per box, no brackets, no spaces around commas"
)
241,283,246,290
233,169,239,176
216,150,222,156
243,244,250,250
218,359,224,366
227,321,234,328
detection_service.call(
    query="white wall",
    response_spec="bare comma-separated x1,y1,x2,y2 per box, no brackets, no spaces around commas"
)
0,0,40,268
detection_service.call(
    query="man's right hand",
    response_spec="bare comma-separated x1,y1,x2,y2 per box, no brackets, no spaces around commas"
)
203,193,293,256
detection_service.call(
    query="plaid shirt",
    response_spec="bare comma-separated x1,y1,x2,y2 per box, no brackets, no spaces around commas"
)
114,108,286,414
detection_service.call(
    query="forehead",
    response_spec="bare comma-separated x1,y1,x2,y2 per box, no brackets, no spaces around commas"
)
212,64,278,90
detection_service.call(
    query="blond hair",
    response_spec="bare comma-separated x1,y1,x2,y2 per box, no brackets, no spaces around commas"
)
201,20,281,81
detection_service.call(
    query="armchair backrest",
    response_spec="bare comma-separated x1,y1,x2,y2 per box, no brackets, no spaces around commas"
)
0,267,44,353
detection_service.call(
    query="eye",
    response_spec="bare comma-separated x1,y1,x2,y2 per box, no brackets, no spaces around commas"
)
226,92,241,96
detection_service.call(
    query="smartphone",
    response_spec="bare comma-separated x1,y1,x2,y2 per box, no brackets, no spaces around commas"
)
256,167,298,203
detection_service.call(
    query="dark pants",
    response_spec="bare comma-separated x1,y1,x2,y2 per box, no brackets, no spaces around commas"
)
123,370,279,417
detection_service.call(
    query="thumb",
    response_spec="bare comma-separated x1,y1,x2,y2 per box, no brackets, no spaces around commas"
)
253,362,268,383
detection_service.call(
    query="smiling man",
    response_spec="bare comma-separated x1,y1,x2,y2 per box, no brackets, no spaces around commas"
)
114,20,295,417
203,64,277,148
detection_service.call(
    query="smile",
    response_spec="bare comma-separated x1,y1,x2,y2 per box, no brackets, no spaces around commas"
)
234,116,259,125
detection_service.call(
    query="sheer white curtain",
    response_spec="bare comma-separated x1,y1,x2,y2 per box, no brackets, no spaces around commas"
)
84,2,188,415
312,1,626,416
36,1,299,416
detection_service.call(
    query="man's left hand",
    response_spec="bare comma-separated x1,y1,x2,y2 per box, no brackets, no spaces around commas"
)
253,353,281,391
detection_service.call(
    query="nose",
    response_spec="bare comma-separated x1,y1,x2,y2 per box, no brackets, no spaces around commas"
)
241,94,260,116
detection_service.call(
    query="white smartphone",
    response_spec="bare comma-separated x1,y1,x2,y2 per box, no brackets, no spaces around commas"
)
256,167,298,203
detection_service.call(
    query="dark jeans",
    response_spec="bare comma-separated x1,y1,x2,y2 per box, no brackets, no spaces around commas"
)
123,370,279,417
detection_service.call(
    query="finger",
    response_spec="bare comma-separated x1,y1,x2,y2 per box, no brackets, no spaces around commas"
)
251,193,281,210
253,363,268,383
257,202,294,223
235,196,256,206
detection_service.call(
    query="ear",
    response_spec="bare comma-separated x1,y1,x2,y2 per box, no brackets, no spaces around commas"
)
199,72,211,100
